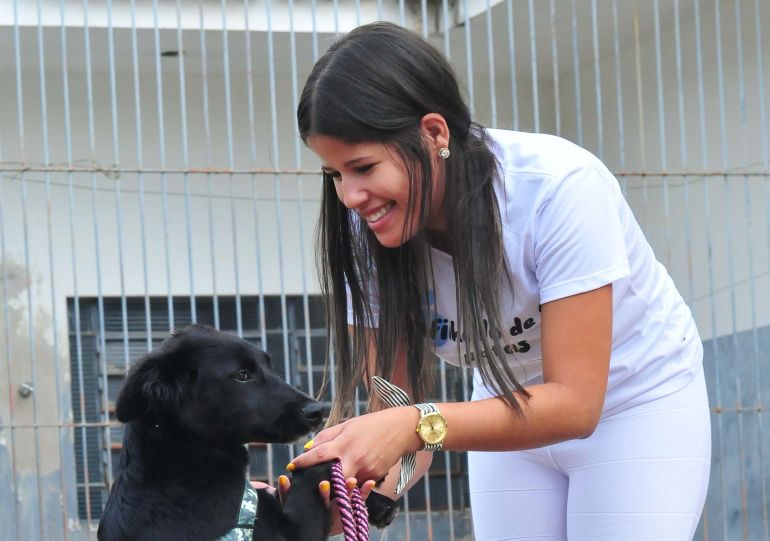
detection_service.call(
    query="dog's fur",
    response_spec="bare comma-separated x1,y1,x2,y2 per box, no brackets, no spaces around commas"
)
97,324,332,541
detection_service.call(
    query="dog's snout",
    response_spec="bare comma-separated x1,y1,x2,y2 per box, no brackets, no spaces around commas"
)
301,402,325,426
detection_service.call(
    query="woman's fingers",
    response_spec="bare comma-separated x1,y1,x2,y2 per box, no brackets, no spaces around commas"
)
360,480,377,500
288,439,340,471
277,475,290,506
319,480,331,507
250,481,276,495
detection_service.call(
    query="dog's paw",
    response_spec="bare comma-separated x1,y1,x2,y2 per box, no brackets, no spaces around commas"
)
366,491,399,528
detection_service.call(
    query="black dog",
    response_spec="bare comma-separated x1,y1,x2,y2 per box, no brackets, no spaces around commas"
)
97,324,332,541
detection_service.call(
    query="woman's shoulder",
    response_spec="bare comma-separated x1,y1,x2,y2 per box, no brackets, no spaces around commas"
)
485,128,605,181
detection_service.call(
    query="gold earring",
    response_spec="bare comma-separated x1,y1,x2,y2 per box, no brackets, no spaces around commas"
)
438,147,450,159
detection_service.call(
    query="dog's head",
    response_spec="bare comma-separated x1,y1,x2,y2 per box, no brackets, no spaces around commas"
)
115,324,325,445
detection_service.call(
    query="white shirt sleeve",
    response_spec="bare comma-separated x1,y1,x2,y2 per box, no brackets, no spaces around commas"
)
534,166,631,305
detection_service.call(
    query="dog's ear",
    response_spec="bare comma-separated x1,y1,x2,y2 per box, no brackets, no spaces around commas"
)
115,346,195,423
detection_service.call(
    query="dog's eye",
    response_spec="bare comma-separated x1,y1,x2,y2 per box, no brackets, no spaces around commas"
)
234,370,252,382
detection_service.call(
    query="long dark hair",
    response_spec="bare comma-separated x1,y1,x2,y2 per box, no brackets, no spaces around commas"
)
297,22,529,424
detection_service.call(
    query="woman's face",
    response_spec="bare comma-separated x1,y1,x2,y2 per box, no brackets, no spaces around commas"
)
308,135,446,248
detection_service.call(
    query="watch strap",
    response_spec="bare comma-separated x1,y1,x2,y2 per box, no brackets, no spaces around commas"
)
370,376,418,494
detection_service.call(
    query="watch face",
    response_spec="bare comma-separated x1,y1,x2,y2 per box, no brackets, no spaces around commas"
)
418,412,447,445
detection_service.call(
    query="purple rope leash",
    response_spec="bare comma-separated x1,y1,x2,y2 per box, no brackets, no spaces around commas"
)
330,460,369,541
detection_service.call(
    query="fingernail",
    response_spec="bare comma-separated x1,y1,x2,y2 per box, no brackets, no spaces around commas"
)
346,479,357,490
303,439,314,450
286,463,295,472
278,475,288,489
320,481,330,494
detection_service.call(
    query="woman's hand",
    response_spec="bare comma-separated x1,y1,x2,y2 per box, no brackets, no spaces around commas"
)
287,406,422,483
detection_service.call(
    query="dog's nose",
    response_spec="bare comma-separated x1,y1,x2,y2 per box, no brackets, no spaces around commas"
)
301,402,325,425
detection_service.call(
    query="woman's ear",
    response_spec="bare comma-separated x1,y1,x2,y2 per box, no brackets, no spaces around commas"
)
419,113,450,153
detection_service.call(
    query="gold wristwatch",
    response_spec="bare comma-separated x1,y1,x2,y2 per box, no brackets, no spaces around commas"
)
414,403,447,451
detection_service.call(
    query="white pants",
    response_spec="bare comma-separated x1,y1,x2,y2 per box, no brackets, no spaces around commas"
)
468,370,711,541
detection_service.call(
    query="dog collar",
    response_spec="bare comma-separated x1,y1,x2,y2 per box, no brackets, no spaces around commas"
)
217,480,258,541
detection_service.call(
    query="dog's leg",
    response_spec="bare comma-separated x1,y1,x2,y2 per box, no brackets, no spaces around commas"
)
253,489,292,541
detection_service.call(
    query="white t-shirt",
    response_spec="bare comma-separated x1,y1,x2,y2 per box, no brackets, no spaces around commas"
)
351,129,703,416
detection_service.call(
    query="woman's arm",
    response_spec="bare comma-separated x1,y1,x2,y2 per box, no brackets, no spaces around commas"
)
360,326,434,497
290,284,612,482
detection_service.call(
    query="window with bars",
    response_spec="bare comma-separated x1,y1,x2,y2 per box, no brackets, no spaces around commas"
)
67,294,470,521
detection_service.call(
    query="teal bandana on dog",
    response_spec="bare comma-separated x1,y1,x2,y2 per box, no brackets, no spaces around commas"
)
218,481,258,541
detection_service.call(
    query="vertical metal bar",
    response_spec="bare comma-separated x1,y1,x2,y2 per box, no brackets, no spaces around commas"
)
0,133,22,541
82,0,115,492
694,0,708,169
35,1,69,535
755,0,769,170
735,0,767,536
527,0,539,133
570,0,582,145
198,1,220,330
420,0,428,39
265,0,292,422
241,0,267,352
463,0,474,116
549,0,560,136
673,0,687,168
59,0,94,531
753,1,770,536
219,0,244,338
485,0,497,128
590,0,602,158
505,0,518,130
653,0,672,272
130,0,153,351
714,0,729,167
288,0,317,406
106,0,130,376
15,0,46,535
175,0,197,324
611,0,624,168
723,175,749,540
715,2,749,536
633,2,646,168
399,0,405,27
151,0,175,332
311,0,319,61
693,2,727,536
652,0,666,169
437,1,457,537
672,0,695,310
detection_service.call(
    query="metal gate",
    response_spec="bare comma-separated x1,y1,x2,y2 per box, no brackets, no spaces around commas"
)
1,0,768,539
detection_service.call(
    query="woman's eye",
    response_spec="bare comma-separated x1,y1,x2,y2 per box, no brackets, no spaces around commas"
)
234,370,251,382
354,164,374,174
323,171,342,182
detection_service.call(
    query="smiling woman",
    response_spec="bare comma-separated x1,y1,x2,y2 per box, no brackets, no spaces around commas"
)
290,21,711,541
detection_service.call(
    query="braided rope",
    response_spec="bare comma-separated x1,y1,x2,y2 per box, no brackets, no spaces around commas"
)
330,460,369,541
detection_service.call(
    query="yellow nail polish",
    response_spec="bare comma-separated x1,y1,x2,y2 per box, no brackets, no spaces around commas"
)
303,439,314,450
346,479,357,490
286,463,295,472
278,475,288,488
320,481,330,493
